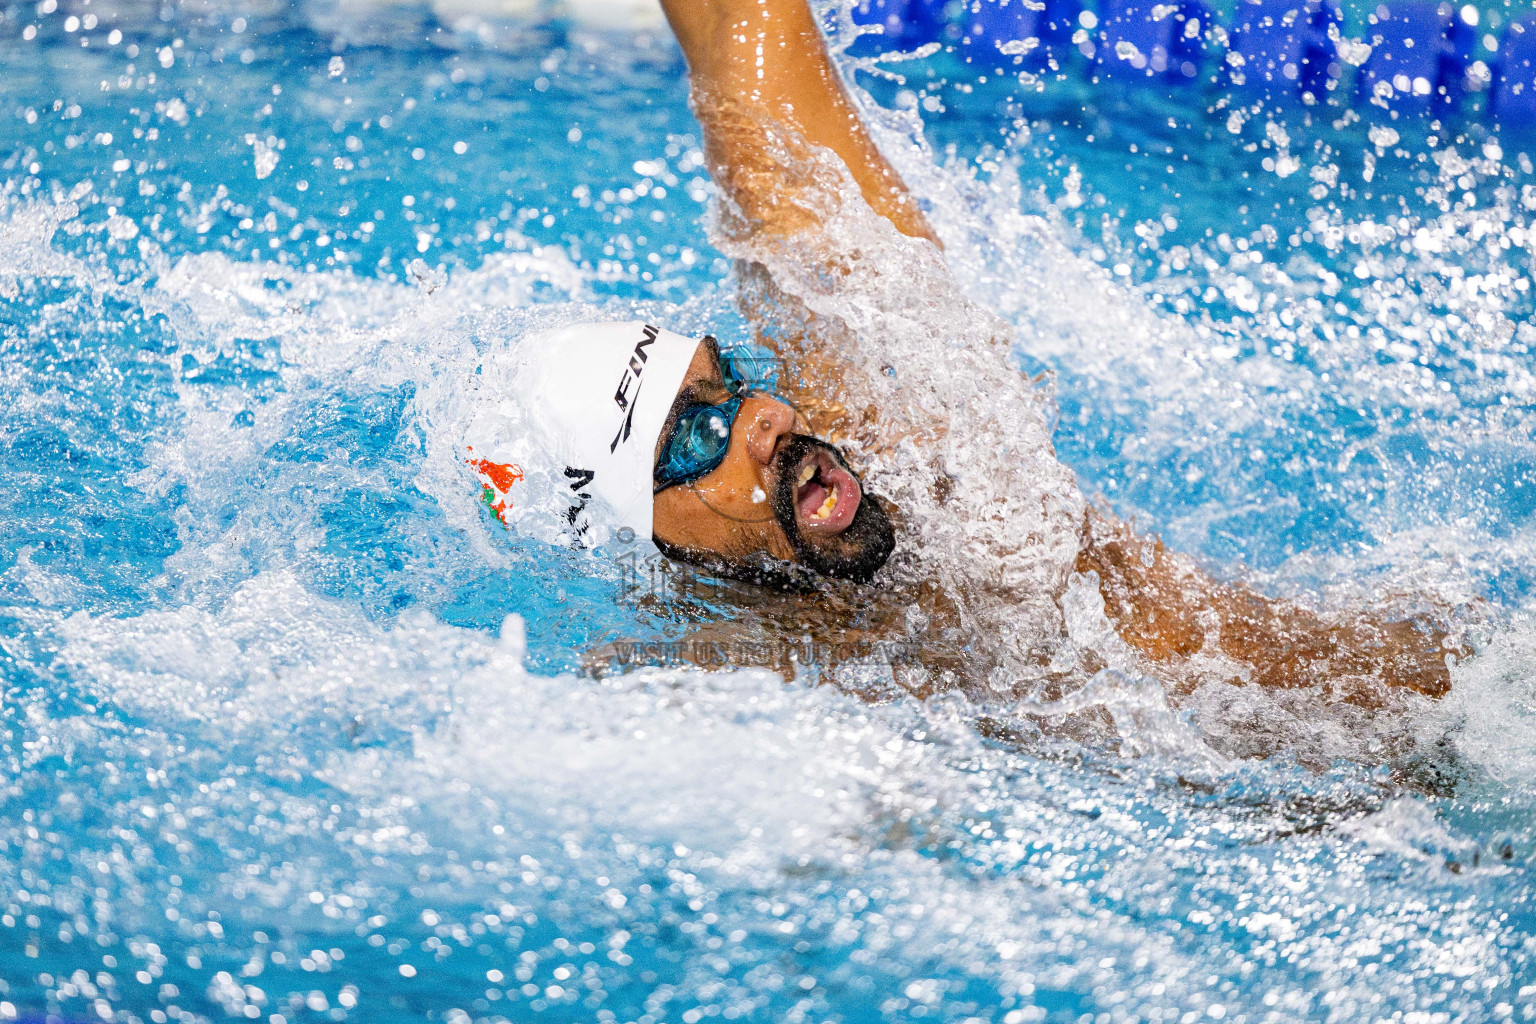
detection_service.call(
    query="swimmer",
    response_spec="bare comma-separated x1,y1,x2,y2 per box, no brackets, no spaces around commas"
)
468,318,896,587
476,0,1462,707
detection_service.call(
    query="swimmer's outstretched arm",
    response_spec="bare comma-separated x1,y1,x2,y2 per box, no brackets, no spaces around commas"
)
658,0,937,244
659,0,1461,702
1077,507,1461,702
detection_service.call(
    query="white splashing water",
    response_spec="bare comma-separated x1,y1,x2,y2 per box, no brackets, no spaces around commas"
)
12,555,1521,1018
0,58,1532,1017
0,56,1515,787
701,95,1088,681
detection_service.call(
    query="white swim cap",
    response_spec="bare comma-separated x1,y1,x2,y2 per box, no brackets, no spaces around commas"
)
466,320,701,543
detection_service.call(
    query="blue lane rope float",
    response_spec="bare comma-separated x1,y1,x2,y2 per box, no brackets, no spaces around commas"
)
1092,0,1211,84
1224,0,1343,105
844,0,951,56
959,0,1083,72
1440,3,1483,111
842,0,1533,130
1494,16,1536,128
1356,2,1466,116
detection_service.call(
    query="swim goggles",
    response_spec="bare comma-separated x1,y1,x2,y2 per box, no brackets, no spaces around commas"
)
653,344,778,493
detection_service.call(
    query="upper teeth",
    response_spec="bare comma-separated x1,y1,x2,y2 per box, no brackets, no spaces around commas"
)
798,464,816,486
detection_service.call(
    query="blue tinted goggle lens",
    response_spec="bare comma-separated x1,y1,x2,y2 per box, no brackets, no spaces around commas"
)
652,343,781,491
719,347,775,392
654,396,743,491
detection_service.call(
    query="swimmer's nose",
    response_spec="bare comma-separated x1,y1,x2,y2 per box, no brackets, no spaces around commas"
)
741,395,796,467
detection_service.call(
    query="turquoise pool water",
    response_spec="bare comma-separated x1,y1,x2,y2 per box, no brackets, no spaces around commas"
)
1,2,1534,1022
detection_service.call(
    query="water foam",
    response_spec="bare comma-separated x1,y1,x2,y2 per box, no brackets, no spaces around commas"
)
0,24,1533,1018
0,72,1501,782
22,567,1528,1021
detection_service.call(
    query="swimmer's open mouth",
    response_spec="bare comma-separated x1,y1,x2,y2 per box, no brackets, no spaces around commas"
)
792,448,861,535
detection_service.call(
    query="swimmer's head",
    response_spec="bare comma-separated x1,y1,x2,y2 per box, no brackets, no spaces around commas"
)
514,320,701,540
649,337,896,587
500,320,894,586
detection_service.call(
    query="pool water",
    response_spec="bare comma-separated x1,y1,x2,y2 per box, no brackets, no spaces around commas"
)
1,2,1534,1022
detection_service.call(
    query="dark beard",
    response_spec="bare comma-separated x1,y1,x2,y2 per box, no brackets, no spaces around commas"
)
769,435,895,584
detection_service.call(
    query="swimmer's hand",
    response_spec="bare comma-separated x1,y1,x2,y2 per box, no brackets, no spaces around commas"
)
1077,507,1467,704
658,0,939,246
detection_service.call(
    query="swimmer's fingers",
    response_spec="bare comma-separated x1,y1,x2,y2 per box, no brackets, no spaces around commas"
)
660,0,939,246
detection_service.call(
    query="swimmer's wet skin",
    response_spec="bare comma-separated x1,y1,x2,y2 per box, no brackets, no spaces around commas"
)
465,320,895,586
643,0,1463,704
648,333,896,585
527,0,1461,706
